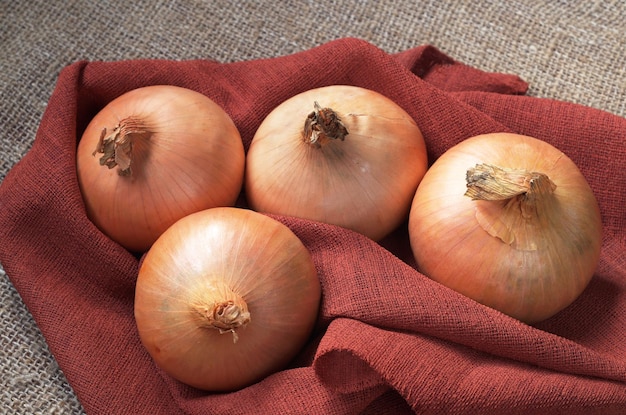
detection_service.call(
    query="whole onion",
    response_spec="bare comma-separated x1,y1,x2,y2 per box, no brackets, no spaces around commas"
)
76,85,245,252
134,207,321,391
408,133,603,323
245,85,428,241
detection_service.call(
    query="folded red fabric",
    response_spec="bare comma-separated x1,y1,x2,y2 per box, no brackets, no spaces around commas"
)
1,38,625,414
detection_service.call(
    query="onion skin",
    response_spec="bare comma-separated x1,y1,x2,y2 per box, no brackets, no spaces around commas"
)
408,133,603,323
77,85,245,252
245,85,428,241
134,207,321,392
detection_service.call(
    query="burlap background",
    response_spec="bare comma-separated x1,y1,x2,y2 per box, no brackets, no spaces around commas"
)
1,1,625,413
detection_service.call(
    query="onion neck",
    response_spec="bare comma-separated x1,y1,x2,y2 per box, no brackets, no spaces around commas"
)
194,289,251,343
465,163,557,250
91,116,151,176
303,102,349,148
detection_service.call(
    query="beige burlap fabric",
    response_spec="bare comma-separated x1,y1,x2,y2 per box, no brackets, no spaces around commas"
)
1,1,625,413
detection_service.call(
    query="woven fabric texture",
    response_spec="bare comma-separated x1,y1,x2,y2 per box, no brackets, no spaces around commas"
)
1,1,625,414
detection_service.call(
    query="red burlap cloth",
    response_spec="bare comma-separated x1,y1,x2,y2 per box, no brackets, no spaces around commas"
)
1,38,625,414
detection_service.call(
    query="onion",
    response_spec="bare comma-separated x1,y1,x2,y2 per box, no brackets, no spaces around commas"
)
408,133,602,323
76,85,245,252
134,207,321,392
245,85,428,241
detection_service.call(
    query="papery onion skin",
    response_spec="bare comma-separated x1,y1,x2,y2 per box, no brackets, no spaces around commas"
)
76,85,245,252
245,85,428,241
134,207,321,392
408,133,603,323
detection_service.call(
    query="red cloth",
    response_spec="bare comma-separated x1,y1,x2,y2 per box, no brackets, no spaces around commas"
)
1,38,625,414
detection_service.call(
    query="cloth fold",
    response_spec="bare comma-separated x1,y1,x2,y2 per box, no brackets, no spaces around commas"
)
1,38,625,414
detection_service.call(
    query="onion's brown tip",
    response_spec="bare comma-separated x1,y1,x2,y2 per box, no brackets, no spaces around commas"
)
465,163,557,250
197,299,251,343
303,101,349,148
465,163,556,201
91,117,150,176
